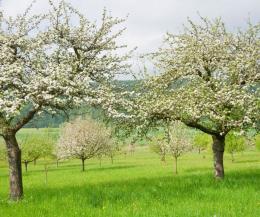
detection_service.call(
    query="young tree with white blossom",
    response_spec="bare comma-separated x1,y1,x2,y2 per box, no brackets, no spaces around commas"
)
130,17,260,179
0,0,131,200
149,121,192,173
150,133,168,163
166,121,192,174
105,141,119,164
57,117,112,171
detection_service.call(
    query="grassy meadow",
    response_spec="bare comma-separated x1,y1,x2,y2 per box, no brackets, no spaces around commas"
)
0,128,259,217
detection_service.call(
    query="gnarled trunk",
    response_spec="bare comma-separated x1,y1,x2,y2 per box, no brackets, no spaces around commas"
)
4,133,23,200
212,135,225,179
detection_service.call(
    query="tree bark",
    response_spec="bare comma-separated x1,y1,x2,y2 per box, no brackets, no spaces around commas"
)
212,135,225,179
24,162,28,172
82,158,85,171
174,156,178,174
4,133,23,200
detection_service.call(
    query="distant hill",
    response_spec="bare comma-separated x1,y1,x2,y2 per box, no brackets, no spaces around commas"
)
24,80,137,128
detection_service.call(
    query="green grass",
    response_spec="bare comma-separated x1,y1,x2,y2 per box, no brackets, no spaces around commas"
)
0,145,259,217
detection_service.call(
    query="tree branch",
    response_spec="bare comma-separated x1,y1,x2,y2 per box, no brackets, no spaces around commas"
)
184,120,220,136
13,105,42,133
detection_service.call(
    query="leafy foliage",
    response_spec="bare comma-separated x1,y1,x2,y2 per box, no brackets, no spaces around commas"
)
193,133,212,154
17,128,56,171
255,134,260,151
0,138,6,161
226,132,246,161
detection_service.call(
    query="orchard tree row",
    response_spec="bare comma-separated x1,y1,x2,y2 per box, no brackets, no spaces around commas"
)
1,117,258,176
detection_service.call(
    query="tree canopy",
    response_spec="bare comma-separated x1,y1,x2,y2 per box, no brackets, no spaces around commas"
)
121,17,260,178
57,117,112,171
0,0,131,200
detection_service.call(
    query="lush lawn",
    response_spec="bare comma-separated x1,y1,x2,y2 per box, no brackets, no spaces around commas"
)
0,144,259,217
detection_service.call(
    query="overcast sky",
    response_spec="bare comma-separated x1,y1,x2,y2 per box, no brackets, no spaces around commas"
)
1,0,260,54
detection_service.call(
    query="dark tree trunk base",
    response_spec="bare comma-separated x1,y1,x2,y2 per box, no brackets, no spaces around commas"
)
24,162,28,172
212,135,225,179
174,156,178,175
82,158,86,172
4,133,23,200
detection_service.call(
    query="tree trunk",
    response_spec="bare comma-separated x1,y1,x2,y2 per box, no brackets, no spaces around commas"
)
24,162,28,172
111,156,114,164
56,159,59,168
34,159,37,165
81,158,85,172
4,133,23,200
161,155,166,162
212,135,225,179
174,156,178,174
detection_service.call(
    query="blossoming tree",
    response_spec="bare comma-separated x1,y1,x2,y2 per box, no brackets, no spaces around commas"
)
149,121,192,173
0,0,130,200
133,17,260,179
166,121,193,174
57,117,112,171
150,133,168,163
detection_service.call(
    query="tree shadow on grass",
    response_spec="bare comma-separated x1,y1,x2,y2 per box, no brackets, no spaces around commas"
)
21,164,138,177
1,164,138,180
184,167,212,173
23,168,260,208
234,159,260,164
88,165,138,172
